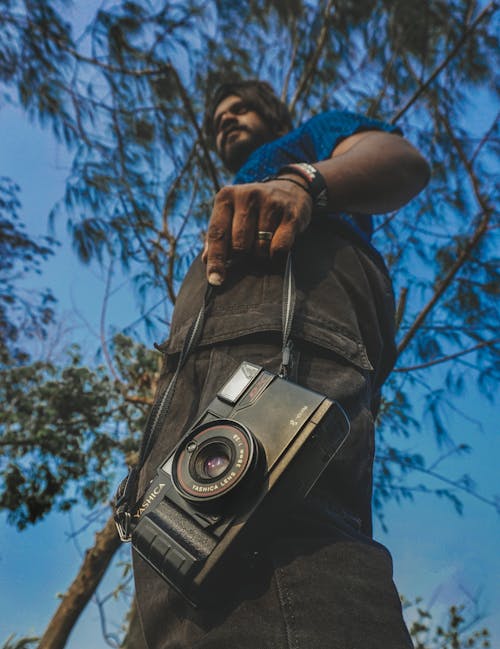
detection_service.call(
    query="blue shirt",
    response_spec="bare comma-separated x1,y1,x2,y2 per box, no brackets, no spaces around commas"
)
233,110,401,243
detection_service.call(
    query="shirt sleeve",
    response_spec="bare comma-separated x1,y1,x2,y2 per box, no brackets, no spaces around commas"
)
300,110,403,161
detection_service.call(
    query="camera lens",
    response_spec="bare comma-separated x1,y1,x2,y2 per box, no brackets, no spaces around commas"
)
204,454,229,478
196,443,231,479
172,420,257,502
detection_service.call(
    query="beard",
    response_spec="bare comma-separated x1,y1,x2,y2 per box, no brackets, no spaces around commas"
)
220,128,272,173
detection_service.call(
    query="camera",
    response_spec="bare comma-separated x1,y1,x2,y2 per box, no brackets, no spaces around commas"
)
131,361,350,606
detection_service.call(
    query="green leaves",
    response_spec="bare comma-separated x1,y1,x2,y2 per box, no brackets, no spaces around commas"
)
405,597,492,649
0,337,157,528
1,0,75,142
0,178,57,363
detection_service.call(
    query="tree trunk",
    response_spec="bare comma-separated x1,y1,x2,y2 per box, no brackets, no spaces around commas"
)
38,512,121,649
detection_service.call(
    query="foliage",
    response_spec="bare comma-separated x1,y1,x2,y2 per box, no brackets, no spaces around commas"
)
0,0,74,141
0,335,158,528
0,177,56,363
1,637,38,649
406,597,491,649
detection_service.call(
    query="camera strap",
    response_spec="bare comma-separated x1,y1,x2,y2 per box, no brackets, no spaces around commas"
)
114,253,297,541
279,251,296,379
114,283,214,541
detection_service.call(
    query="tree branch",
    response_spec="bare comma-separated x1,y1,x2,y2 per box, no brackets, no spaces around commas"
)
288,0,334,115
395,337,499,372
37,513,120,649
100,260,124,383
470,110,500,164
281,18,300,102
397,210,491,356
123,394,154,406
377,453,498,510
395,287,408,331
397,111,495,356
168,66,220,192
154,151,199,305
391,1,497,123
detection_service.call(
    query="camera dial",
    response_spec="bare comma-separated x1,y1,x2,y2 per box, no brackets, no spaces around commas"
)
172,419,257,502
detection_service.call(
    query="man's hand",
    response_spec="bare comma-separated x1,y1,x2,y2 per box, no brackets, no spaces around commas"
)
202,178,313,285
201,131,430,286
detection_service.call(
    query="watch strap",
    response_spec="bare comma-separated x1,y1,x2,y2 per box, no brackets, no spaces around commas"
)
278,162,329,213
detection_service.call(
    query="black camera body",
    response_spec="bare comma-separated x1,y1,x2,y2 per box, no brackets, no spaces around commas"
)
131,361,349,606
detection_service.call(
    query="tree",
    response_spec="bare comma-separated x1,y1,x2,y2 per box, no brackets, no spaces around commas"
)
405,596,491,649
0,0,498,646
0,177,56,364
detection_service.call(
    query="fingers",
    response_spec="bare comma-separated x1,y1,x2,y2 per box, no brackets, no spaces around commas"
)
255,199,282,257
270,193,312,259
231,188,260,254
205,185,262,286
204,181,313,285
230,188,281,257
270,209,304,258
205,187,233,286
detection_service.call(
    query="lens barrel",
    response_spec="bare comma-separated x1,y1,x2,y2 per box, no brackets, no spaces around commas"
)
172,420,256,502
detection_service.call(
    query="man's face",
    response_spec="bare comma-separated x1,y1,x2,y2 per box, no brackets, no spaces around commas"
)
213,94,274,172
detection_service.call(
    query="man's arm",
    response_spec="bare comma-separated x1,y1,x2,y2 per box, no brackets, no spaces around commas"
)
204,130,430,285
316,130,430,214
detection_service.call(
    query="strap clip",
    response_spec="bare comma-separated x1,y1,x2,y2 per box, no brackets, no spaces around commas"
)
114,507,132,542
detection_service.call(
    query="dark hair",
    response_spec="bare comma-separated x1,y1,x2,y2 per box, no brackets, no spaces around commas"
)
204,79,293,141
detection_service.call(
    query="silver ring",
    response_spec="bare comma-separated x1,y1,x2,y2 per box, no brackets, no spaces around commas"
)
257,231,273,241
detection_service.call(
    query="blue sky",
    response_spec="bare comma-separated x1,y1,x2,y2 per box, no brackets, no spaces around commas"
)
1,8,499,647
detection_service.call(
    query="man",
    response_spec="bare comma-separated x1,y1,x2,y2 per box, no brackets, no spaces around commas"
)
132,79,430,648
